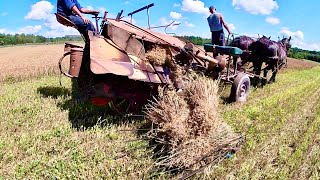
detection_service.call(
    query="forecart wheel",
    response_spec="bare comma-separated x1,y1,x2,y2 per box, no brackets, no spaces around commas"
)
230,73,250,103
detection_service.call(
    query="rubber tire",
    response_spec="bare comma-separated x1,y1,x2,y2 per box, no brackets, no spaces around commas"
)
230,73,250,103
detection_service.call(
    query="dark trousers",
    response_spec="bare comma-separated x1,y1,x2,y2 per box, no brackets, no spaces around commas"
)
67,15,94,99
211,30,225,46
68,15,96,43
68,15,96,33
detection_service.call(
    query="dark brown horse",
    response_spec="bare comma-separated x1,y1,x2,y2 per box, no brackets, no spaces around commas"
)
249,36,291,84
230,35,255,66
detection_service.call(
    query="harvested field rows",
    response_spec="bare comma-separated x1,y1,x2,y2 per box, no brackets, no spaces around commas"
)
211,66,320,179
0,45,319,179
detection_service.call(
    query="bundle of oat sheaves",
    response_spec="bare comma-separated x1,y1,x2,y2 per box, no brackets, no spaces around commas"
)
144,45,243,175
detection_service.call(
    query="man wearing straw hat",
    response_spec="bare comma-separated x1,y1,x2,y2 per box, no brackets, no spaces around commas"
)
207,6,232,46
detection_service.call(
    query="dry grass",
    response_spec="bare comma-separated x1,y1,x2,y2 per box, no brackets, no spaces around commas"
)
285,57,319,70
0,43,83,82
145,74,242,170
0,44,320,179
145,45,167,65
0,77,154,179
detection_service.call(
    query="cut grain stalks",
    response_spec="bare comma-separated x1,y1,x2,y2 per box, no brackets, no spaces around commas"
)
145,73,243,177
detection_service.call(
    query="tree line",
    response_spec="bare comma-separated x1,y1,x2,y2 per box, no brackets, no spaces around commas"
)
177,35,211,46
0,33,82,46
288,47,320,63
1,34,319,63
179,35,320,63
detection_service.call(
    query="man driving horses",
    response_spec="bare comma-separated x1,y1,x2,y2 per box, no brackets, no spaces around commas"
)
57,0,99,38
207,6,231,46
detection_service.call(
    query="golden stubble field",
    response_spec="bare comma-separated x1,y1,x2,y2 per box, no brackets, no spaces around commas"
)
0,43,83,82
0,44,317,82
0,44,319,179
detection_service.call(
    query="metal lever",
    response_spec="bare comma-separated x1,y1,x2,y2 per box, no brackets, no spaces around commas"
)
116,10,124,20
127,3,154,27
127,3,154,16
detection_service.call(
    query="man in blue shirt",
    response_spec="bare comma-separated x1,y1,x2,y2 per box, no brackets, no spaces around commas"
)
207,6,231,46
57,0,99,38
57,0,100,102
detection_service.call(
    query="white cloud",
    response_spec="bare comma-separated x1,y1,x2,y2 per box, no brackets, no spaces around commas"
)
185,21,194,27
98,7,107,13
266,16,280,25
228,23,236,31
43,15,78,37
0,12,8,16
242,32,259,39
173,3,180,8
1,1,82,37
170,12,182,19
293,41,320,51
18,25,42,34
160,18,170,26
124,1,130,5
279,28,304,40
86,6,94,10
232,0,278,15
25,1,54,20
181,0,209,16
0,28,7,34
122,16,136,24
23,1,79,37
44,28,78,38
170,25,179,31
278,28,320,51
159,18,179,30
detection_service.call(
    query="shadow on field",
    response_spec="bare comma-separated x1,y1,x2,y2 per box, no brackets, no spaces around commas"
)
37,86,71,98
37,80,143,130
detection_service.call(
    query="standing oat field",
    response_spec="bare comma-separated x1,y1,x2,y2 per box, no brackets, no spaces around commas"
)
0,44,319,179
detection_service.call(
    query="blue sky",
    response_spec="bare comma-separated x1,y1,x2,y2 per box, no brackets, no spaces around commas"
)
0,0,319,51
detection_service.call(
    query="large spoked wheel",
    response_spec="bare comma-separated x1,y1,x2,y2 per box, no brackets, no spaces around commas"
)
230,73,251,103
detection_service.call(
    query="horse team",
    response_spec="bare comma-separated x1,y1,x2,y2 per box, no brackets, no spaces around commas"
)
230,35,291,85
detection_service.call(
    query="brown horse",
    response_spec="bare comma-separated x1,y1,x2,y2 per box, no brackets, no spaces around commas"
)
249,36,291,84
230,35,255,66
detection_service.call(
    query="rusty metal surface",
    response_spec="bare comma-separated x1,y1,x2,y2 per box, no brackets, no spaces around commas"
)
69,48,83,77
89,30,166,84
89,32,134,76
128,55,165,83
107,19,186,48
144,28,186,48
107,24,145,59
64,43,83,53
